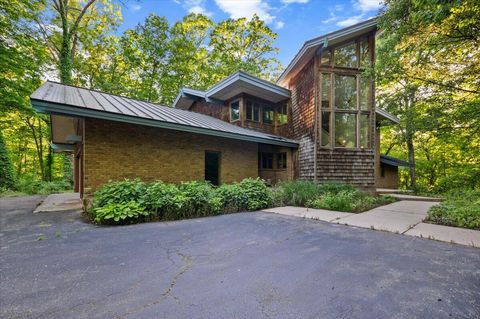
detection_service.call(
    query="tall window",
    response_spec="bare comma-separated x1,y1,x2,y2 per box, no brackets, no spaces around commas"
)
277,153,287,169
320,72,371,149
262,105,274,124
230,100,240,121
277,104,288,125
334,42,357,68
246,100,260,122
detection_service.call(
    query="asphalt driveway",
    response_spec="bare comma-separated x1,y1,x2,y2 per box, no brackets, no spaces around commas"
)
1,196,479,319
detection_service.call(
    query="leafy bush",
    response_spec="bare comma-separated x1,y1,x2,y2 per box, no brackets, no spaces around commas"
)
15,175,71,195
93,179,146,207
273,180,322,206
274,180,394,213
92,178,272,225
427,188,480,230
94,201,151,224
237,178,272,211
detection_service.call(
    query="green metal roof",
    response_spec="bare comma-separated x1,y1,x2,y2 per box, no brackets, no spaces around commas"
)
31,81,299,148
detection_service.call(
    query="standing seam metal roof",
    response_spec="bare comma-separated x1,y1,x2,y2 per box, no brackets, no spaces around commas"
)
30,81,298,147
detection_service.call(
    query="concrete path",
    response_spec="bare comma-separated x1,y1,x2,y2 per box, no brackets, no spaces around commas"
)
262,206,354,222
379,193,443,202
266,201,480,248
336,201,438,234
33,192,83,213
405,223,480,247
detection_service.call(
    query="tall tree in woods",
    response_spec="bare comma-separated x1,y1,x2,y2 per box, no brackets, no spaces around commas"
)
377,0,480,191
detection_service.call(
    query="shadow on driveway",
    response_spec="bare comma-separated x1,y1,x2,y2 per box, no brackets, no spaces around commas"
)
1,196,479,319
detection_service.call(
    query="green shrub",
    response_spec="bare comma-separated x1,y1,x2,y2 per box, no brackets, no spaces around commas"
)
274,180,394,213
273,180,322,206
92,178,272,225
143,182,184,218
15,175,71,195
94,201,151,224
174,181,222,219
238,178,272,211
93,179,146,207
427,188,480,230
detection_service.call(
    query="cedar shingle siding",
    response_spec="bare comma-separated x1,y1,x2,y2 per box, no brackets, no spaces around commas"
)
290,59,316,180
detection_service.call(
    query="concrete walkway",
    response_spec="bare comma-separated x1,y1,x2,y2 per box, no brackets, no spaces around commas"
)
264,201,480,248
33,192,83,213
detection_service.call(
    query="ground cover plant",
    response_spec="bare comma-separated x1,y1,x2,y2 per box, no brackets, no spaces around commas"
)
426,188,480,230
273,180,395,213
91,178,272,225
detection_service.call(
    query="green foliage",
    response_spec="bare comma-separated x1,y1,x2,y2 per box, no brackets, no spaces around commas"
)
92,178,272,225
93,179,146,207
377,0,480,191
14,175,70,195
273,180,394,213
308,190,394,213
0,131,16,189
427,188,480,230
94,201,150,224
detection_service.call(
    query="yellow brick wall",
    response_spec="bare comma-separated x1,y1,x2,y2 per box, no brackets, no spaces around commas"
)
83,118,259,195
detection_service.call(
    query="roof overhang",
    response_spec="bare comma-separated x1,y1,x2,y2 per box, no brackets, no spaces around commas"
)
32,100,299,148
277,18,377,87
376,108,400,125
173,88,206,109
380,155,411,167
173,71,291,108
206,71,290,103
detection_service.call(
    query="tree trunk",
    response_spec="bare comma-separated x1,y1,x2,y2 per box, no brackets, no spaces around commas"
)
59,0,72,84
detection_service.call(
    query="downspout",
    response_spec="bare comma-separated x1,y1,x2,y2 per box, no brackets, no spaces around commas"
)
313,55,318,182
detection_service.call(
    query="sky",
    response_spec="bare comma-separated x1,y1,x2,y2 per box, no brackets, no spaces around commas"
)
116,0,383,66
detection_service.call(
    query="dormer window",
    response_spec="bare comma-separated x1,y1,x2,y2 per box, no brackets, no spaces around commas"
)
246,100,260,122
262,105,274,124
230,100,240,122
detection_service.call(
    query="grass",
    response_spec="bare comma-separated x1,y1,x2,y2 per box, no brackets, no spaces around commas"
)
273,181,395,213
426,188,480,230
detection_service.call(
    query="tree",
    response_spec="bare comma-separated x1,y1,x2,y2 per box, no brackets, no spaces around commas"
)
0,130,16,189
377,0,480,191
34,0,122,84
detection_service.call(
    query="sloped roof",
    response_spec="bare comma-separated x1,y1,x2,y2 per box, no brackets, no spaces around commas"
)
380,155,411,167
277,18,377,86
30,81,299,148
173,71,291,109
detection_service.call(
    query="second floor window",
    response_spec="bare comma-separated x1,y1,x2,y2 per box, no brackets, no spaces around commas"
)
246,100,260,122
230,100,240,121
320,72,371,149
277,104,288,125
262,105,274,124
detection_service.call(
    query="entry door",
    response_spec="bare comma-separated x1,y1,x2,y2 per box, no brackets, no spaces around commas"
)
205,151,220,186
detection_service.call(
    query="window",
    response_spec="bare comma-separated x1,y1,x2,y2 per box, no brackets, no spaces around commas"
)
321,73,331,109
246,100,260,121
259,153,274,169
321,111,331,147
277,153,287,169
277,104,288,125
335,74,357,110
360,76,371,110
334,42,357,68
320,50,331,66
230,100,240,121
359,114,370,148
262,105,274,124
335,113,356,148
359,39,370,68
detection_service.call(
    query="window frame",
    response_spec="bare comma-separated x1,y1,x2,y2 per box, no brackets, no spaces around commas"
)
229,99,241,122
319,72,372,150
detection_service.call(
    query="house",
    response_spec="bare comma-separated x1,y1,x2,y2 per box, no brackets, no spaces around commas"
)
30,18,400,205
